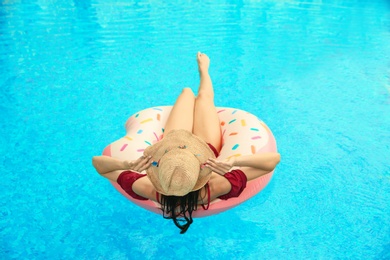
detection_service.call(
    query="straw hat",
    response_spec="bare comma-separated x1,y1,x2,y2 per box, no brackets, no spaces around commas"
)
144,129,216,196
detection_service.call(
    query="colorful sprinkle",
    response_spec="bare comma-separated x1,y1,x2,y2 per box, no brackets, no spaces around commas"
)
153,132,159,141
120,144,128,151
232,110,238,114
251,136,261,140
232,144,239,150
162,128,165,133
229,132,238,136
137,130,143,134
251,145,256,154
250,128,259,131
124,136,133,141
157,114,161,121
222,129,226,136
227,154,241,160
135,113,139,118
217,109,226,113
228,119,236,124
220,121,225,126
153,107,163,111
137,149,145,152
241,120,246,126
141,118,153,124
145,140,151,146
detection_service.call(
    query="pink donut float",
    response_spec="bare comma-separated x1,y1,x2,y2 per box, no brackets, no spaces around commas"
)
102,106,277,217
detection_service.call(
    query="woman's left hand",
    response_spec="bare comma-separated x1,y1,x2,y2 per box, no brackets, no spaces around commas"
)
205,157,235,176
126,155,153,172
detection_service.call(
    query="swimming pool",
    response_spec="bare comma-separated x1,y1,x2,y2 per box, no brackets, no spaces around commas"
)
1,0,389,259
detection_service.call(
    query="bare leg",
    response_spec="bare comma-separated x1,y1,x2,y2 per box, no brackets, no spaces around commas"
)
193,52,222,151
164,87,196,136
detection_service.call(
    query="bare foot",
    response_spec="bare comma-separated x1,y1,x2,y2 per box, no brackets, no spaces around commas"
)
197,52,210,75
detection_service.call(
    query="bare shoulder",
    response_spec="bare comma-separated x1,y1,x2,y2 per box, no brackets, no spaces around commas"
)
132,175,157,201
208,172,232,200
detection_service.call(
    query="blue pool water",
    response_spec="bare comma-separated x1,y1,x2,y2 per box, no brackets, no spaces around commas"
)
1,0,390,259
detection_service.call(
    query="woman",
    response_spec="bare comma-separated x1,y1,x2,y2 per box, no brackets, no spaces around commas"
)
92,52,281,234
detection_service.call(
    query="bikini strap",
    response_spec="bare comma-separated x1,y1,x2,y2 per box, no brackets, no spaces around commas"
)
156,192,160,203
201,184,210,210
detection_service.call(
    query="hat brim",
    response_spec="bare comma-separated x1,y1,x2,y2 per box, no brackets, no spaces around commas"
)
144,129,216,195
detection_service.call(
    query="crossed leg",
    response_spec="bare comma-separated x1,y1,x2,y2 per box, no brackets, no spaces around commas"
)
164,52,221,151
193,52,222,152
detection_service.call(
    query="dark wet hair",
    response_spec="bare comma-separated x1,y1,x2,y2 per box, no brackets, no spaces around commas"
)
160,190,202,234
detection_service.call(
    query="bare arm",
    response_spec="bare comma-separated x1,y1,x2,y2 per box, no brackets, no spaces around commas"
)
92,155,156,200
92,155,152,175
234,153,280,172
206,152,281,181
92,156,129,175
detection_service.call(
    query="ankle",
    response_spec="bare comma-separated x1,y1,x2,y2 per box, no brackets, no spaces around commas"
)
199,69,209,77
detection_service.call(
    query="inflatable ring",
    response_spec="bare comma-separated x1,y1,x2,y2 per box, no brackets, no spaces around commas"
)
102,106,277,217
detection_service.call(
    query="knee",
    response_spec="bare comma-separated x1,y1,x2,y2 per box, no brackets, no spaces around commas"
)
196,90,214,102
181,87,195,98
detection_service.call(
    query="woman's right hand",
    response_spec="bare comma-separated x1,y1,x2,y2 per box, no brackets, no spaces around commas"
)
126,155,153,173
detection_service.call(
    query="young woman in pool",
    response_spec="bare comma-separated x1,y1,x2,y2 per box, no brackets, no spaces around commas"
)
92,52,280,234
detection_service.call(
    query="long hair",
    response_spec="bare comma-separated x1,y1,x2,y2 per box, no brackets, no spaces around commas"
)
160,190,202,234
